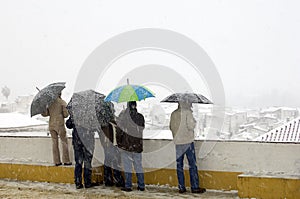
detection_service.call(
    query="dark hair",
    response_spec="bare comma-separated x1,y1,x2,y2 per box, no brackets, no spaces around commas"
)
127,101,137,109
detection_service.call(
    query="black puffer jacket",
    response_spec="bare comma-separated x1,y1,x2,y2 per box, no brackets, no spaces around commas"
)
116,107,145,153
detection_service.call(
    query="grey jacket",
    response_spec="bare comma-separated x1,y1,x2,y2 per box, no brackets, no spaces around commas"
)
169,107,196,145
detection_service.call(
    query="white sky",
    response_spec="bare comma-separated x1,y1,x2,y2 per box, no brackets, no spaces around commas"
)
0,0,299,108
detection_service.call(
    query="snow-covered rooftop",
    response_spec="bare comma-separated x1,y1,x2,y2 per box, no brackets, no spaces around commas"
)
262,114,277,120
255,117,300,143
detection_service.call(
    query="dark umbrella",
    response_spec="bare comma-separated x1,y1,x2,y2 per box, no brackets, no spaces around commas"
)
67,90,115,129
161,93,213,104
30,82,66,117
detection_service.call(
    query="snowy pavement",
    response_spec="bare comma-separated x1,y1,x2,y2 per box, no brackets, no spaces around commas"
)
0,179,239,198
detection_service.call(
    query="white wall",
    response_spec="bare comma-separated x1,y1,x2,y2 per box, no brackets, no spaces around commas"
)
0,136,299,175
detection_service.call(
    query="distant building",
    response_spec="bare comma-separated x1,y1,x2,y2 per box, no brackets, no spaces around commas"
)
247,115,259,123
201,108,244,139
260,107,299,122
238,124,268,139
254,115,281,131
15,95,34,114
222,111,247,135
0,102,16,113
149,105,165,124
238,112,283,140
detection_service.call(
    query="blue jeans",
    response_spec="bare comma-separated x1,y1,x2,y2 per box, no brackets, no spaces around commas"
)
121,150,145,189
175,142,199,190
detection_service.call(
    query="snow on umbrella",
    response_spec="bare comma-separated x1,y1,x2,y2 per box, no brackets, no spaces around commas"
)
104,85,155,103
161,93,213,104
67,90,115,129
30,82,66,117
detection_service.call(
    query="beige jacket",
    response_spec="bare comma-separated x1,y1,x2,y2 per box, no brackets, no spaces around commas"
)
169,107,196,145
42,97,69,130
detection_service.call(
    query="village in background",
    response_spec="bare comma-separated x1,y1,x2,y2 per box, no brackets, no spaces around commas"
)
0,86,299,143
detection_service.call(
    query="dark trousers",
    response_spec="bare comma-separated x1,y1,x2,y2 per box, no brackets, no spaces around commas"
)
104,165,124,186
74,143,94,186
103,143,124,186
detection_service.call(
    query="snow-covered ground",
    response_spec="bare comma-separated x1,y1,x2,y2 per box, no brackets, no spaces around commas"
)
0,112,46,128
0,179,239,199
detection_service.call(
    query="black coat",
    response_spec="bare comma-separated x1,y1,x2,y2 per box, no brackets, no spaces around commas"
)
116,108,145,153
99,122,115,148
66,116,95,153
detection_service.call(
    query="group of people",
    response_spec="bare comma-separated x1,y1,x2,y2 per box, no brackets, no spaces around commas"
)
42,93,206,194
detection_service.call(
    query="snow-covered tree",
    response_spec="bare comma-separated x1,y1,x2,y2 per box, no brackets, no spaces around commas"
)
2,86,10,100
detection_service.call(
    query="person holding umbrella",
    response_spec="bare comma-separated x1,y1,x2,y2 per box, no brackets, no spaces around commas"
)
163,93,211,194
117,101,145,192
42,92,71,166
66,115,95,189
66,90,110,189
104,80,154,192
99,120,125,188
97,101,125,188
31,82,71,166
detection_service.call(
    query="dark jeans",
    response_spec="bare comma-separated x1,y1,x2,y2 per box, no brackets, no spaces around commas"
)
175,142,199,190
103,144,124,186
74,143,94,186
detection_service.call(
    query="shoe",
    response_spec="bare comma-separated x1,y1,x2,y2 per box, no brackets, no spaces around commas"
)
137,186,145,191
91,182,100,186
179,188,187,194
199,188,206,193
55,163,62,166
75,184,83,189
121,187,132,192
84,184,94,189
105,182,114,187
64,162,72,166
191,188,206,193
115,182,124,187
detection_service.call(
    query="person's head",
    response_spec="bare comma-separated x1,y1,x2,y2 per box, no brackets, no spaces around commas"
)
127,101,137,110
178,101,192,109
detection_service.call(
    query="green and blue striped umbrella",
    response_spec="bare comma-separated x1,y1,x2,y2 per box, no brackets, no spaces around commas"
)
104,85,155,103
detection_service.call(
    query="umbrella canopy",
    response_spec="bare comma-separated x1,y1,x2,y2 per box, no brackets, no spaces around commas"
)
30,82,66,117
67,90,115,129
104,84,155,103
161,93,213,104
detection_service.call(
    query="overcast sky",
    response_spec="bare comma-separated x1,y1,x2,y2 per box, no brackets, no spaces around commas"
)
0,0,299,108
